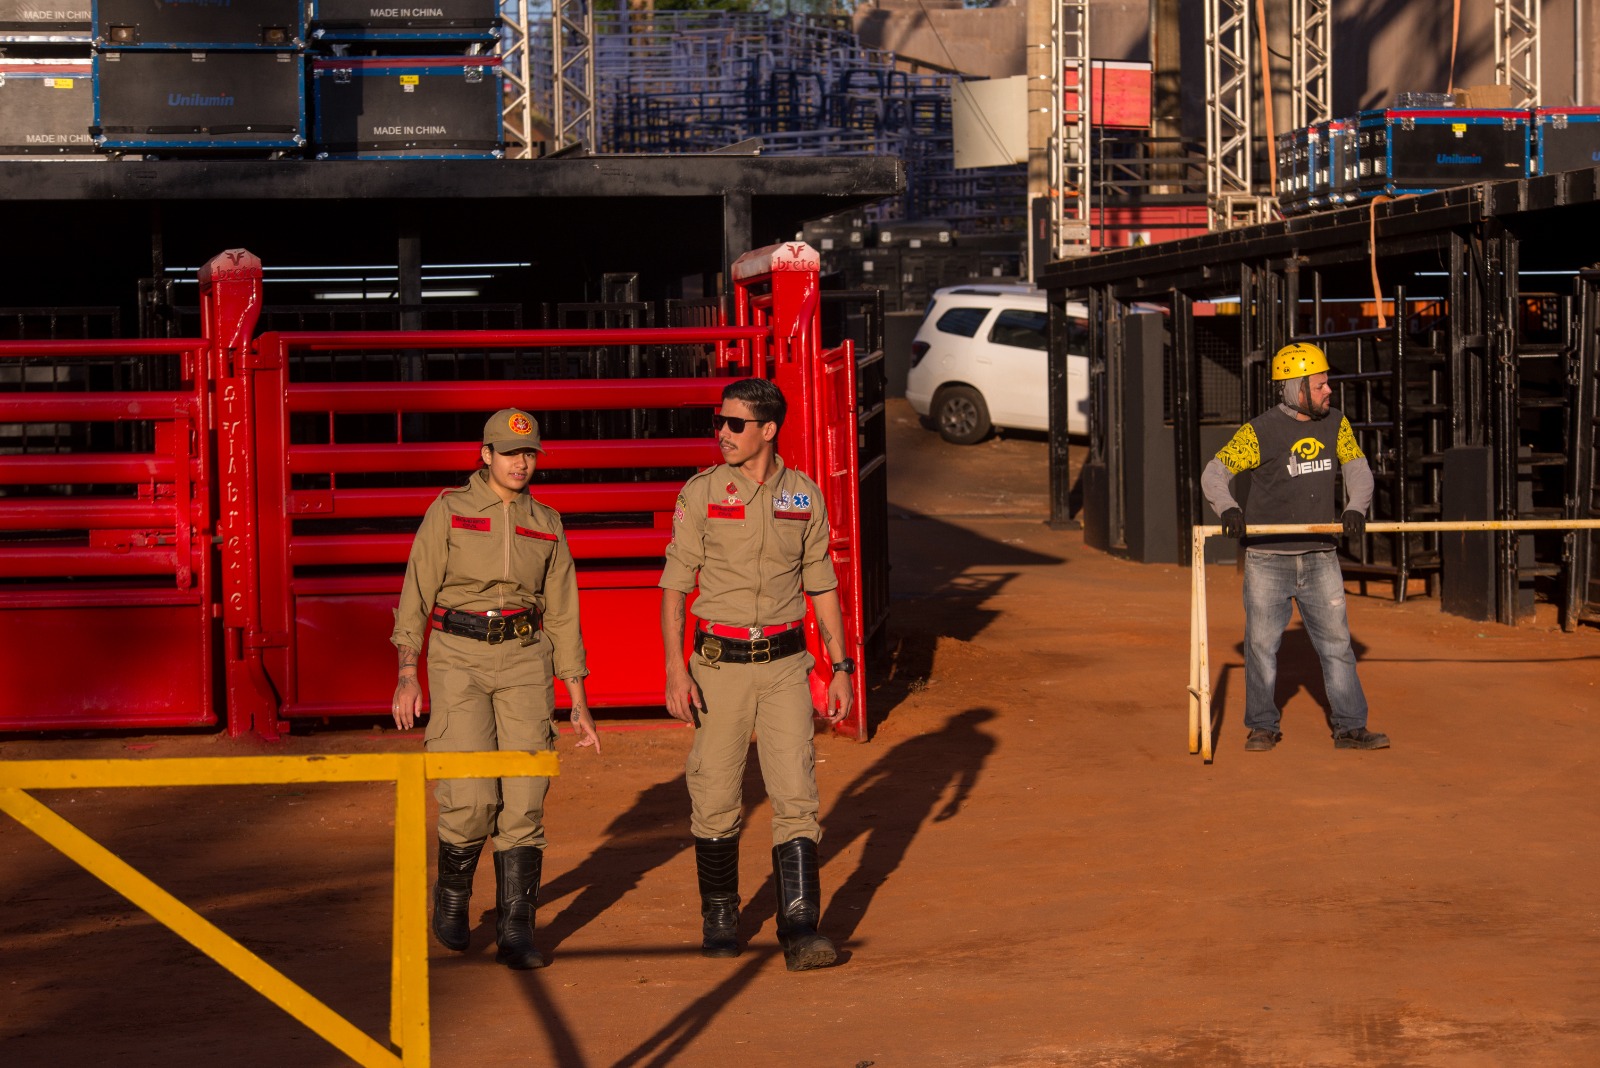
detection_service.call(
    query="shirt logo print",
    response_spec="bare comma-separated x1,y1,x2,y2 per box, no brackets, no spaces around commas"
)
1287,436,1333,477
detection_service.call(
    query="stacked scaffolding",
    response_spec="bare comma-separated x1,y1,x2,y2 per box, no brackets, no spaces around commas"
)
528,11,1025,232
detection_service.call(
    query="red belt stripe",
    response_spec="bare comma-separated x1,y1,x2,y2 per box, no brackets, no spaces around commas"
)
697,619,803,639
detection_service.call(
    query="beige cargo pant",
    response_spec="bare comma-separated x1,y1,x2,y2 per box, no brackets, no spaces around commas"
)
424,627,556,850
687,648,821,846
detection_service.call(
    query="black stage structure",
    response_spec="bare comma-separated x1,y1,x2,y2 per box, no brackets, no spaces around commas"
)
1039,171,1600,629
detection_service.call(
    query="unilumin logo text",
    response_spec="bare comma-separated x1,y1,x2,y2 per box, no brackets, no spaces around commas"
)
169,92,234,107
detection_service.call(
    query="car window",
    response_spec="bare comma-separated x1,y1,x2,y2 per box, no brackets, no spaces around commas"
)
988,308,1047,350
1065,317,1088,356
935,306,989,337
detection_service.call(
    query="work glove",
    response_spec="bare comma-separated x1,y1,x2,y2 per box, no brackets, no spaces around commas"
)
1220,507,1245,539
1342,509,1366,540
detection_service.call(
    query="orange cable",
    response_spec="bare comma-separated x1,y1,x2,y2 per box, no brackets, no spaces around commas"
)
1447,0,1461,96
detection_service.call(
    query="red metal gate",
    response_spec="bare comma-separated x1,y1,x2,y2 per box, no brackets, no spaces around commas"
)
201,241,867,742
0,336,216,729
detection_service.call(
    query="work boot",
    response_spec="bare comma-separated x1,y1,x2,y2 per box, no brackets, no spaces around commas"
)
493,846,547,970
1244,729,1280,752
772,838,837,972
1333,727,1391,750
431,838,484,952
695,835,742,958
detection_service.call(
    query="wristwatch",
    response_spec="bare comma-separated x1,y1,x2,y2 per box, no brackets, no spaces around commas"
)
830,657,856,675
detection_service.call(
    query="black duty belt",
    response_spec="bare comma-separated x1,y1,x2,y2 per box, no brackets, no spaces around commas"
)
694,626,807,665
431,606,541,646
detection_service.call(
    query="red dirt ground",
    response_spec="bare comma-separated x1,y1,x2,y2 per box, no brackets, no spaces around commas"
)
3,399,1599,1067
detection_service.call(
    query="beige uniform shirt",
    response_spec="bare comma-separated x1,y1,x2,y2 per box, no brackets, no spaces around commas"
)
391,468,588,680
659,455,838,627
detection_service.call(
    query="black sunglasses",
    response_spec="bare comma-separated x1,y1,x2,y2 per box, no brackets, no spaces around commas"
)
712,414,768,434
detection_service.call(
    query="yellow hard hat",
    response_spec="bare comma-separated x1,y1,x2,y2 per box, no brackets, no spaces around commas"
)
1271,341,1329,380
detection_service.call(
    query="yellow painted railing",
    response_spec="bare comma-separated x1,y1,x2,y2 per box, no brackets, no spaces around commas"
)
1188,518,1600,763
0,751,559,1067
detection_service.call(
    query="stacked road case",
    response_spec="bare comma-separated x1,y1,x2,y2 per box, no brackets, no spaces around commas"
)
306,0,502,159
90,0,306,154
0,2,96,159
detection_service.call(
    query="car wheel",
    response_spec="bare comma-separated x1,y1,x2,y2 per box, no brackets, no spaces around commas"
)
933,386,991,445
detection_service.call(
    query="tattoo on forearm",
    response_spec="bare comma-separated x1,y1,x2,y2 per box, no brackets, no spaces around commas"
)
817,621,833,647
398,647,418,672
672,600,684,625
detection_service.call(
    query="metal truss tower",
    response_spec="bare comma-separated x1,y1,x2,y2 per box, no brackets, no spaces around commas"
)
1204,0,1265,229
552,0,597,151
1290,0,1331,127
1495,0,1540,109
1049,0,1091,259
499,1,534,158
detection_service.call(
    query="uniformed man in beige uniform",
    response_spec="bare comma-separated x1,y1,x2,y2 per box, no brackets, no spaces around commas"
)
660,378,853,972
391,408,600,971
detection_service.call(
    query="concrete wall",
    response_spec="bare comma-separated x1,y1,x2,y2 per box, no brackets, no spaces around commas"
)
852,0,1147,81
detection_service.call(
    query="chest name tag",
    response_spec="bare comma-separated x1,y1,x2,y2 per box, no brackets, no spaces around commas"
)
707,503,746,520
451,515,491,532
774,509,811,521
516,526,558,541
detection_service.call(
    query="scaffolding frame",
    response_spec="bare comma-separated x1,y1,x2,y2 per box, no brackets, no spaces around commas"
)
1290,0,1331,128
1203,0,1264,229
1049,0,1091,260
552,0,597,151
1495,0,1541,109
499,1,534,159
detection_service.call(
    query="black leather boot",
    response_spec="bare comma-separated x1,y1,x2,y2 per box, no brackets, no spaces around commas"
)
493,846,547,970
694,835,741,958
431,838,484,952
772,837,837,971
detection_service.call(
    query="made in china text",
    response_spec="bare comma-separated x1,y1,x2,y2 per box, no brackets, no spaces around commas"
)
369,6,446,15
373,125,449,136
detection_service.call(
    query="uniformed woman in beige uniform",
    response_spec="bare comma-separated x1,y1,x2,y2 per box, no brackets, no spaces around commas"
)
391,408,600,970
660,378,854,971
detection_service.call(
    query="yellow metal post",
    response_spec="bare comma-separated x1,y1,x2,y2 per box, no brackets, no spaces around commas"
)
0,786,402,1068
394,762,430,1066
0,750,558,1065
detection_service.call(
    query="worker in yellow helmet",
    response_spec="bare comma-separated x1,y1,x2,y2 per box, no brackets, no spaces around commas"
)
1200,341,1390,753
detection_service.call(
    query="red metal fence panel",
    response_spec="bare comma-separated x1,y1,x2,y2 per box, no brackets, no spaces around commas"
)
2,242,865,742
0,337,215,730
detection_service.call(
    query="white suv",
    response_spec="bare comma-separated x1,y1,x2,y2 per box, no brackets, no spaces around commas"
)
904,285,1089,445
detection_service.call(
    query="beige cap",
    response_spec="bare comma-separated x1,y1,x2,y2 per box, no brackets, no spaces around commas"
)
482,408,544,453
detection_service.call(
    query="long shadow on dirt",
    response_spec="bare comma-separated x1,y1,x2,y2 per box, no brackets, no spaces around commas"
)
873,508,1063,733
598,706,998,1067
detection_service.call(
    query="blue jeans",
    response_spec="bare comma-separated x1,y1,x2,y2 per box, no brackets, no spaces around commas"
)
1242,549,1368,735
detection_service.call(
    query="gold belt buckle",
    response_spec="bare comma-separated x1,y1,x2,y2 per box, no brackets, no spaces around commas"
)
484,614,508,645
513,613,537,646
749,636,772,664
700,634,723,664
